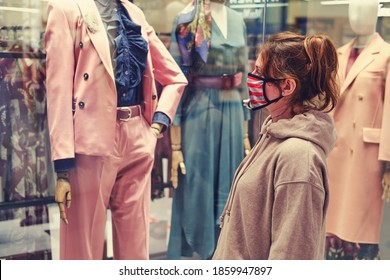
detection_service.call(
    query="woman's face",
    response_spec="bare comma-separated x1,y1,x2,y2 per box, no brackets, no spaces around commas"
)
251,54,298,115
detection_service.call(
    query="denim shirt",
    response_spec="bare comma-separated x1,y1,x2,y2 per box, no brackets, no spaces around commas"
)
54,0,169,172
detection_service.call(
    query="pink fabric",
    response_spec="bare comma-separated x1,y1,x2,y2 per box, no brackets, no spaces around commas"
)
60,116,157,260
326,33,390,243
44,0,187,161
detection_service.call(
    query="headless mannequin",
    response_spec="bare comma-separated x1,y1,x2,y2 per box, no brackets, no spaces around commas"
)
170,0,251,187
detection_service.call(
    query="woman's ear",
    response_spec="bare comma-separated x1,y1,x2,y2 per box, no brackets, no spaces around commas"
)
281,78,296,96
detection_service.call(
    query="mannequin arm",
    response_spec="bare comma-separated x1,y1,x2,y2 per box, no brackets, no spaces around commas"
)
243,120,251,156
382,162,390,203
55,171,72,224
170,125,186,188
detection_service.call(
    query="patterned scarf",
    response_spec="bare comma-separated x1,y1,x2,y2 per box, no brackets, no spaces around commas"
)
175,0,211,72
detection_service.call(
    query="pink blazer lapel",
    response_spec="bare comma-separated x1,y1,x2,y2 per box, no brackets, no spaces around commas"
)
74,0,115,83
340,33,383,94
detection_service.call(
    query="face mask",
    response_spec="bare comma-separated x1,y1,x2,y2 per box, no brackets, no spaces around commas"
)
246,73,284,110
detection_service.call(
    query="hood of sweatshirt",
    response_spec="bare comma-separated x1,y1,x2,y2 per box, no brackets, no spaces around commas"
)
261,110,337,156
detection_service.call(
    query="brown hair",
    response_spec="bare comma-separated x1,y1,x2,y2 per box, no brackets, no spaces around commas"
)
258,31,339,112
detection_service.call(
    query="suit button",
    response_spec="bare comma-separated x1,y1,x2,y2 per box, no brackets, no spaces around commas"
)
79,101,85,109
83,73,89,80
79,41,83,48
152,95,157,100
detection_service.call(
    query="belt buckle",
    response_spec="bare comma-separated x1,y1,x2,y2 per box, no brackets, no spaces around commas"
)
118,107,132,122
221,74,232,90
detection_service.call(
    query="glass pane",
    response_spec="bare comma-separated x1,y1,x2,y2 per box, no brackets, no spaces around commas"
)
1,0,389,261
1,0,55,259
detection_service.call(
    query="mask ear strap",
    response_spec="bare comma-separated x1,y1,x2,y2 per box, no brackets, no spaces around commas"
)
246,95,284,111
263,80,284,102
268,95,284,104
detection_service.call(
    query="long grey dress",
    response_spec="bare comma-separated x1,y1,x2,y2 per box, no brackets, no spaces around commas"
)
167,7,250,259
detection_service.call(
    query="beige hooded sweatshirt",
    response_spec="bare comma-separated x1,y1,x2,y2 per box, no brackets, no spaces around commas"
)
212,110,336,260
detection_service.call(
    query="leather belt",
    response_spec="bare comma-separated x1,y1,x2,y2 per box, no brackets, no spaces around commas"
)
117,105,141,122
191,72,243,90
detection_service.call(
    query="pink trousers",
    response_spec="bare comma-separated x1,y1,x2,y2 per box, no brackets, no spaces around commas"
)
60,114,157,260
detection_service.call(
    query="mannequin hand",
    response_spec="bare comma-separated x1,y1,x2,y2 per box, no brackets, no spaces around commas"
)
171,150,186,189
151,123,163,138
382,170,390,203
55,178,72,224
244,136,251,156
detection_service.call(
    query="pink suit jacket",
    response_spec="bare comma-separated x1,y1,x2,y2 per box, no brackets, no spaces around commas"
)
326,32,390,243
45,0,187,161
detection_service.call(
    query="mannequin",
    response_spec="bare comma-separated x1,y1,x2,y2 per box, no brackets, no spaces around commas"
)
168,0,251,259
325,0,390,260
348,0,378,48
45,0,187,259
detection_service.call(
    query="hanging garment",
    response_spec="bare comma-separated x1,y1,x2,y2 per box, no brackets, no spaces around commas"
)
167,6,250,259
326,33,390,244
0,55,53,259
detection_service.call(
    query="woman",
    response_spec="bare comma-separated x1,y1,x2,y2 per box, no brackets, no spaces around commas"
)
212,31,339,260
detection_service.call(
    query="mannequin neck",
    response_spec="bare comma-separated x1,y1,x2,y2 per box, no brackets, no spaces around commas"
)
354,33,374,49
210,1,227,39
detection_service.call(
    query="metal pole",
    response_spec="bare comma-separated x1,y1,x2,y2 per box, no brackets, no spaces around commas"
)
262,0,268,43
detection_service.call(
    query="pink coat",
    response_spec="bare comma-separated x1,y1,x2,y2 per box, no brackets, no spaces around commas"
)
45,0,187,161
326,33,390,243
